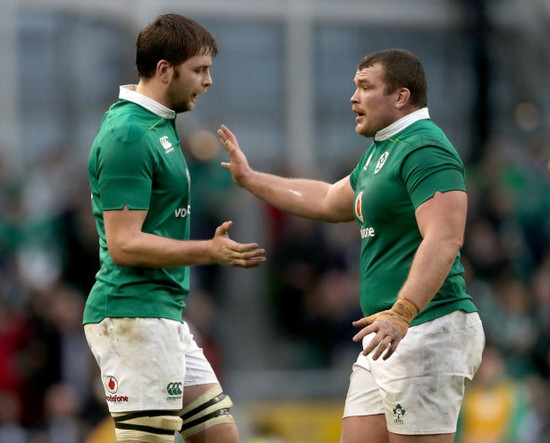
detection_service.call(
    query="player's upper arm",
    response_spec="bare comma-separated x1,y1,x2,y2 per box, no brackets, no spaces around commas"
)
415,190,467,247
322,175,356,223
104,206,148,265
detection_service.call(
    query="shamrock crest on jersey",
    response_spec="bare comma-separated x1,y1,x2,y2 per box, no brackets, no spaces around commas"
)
374,151,389,174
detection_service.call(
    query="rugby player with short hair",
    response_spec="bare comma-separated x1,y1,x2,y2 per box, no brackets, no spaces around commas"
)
84,14,266,443
218,49,485,443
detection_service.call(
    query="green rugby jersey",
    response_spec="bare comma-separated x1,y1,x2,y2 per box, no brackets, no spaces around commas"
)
349,109,477,326
84,86,191,324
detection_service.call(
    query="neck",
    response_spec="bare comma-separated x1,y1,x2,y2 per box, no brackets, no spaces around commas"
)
136,79,167,107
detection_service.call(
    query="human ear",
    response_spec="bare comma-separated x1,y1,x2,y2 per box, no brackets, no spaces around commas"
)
396,87,411,108
156,60,172,83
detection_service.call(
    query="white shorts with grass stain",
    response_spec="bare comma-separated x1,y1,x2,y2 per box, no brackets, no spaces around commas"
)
85,318,219,413
343,310,485,435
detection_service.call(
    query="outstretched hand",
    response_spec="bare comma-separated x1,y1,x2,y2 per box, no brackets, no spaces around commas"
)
218,125,251,187
210,220,266,268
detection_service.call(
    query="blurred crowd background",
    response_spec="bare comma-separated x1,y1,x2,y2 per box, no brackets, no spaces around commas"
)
1,0,550,442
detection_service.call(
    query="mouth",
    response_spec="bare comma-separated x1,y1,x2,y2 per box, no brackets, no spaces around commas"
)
354,110,365,123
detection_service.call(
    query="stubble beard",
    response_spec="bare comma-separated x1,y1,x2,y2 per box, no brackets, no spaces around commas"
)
356,123,375,139
166,89,194,114
173,101,193,114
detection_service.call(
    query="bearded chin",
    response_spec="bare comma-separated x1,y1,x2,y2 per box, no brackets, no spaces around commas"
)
165,96,192,114
174,101,193,113
166,87,192,113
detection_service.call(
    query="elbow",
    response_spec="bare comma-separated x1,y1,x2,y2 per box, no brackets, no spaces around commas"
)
108,248,131,267
454,233,465,251
107,241,138,267
447,236,464,258
427,234,463,258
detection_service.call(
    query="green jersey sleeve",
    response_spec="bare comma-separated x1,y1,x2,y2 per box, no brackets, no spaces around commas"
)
401,146,466,209
97,137,156,210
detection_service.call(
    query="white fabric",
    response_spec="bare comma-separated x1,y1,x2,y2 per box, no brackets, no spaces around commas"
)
374,107,430,141
343,310,485,435
85,318,218,412
119,84,176,119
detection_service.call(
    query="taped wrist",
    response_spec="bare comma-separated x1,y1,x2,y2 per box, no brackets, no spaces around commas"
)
377,297,418,337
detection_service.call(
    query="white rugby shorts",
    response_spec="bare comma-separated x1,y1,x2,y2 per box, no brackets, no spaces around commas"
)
343,310,485,435
84,318,219,412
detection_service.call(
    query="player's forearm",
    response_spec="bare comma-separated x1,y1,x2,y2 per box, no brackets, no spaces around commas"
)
239,169,336,221
398,235,461,313
108,233,215,268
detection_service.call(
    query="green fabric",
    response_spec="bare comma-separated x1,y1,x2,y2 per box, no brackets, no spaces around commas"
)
349,118,477,326
84,99,191,324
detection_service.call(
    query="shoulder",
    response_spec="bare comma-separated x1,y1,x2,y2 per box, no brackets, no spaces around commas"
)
397,120,461,161
102,100,162,145
399,120,448,146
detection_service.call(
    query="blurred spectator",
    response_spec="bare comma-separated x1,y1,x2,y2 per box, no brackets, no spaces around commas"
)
182,128,235,298
520,376,550,443
458,346,529,443
486,277,539,378
0,390,29,443
31,383,91,443
268,215,333,342
0,297,29,408
183,289,225,379
300,268,361,368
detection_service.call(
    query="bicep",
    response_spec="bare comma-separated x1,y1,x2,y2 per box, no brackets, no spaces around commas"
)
415,190,467,245
323,176,356,222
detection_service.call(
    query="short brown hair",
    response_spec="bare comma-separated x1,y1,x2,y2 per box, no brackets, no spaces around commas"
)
358,49,427,108
136,14,218,79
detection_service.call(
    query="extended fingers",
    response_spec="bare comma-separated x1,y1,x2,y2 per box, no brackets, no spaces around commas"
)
371,336,396,361
218,125,235,148
231,256,266,268
222,240,266,267
361,330,399,360
358,319,404,359
226,246,266,268
353,313,379,328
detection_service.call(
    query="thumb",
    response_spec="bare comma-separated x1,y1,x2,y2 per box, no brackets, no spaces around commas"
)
215,220,233,237
221,162,230,170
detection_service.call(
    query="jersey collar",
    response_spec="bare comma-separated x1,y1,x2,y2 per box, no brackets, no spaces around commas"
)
119,85,176,120
374,107,430,142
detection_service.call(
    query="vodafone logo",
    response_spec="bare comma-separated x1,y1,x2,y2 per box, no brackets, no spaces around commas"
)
105,376,118,394
104,376,128,403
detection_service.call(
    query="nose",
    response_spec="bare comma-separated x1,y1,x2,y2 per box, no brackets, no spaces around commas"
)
203,70,213,87
350,89,359,103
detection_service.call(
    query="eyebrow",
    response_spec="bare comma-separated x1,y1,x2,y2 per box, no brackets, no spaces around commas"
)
192,63,212,70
